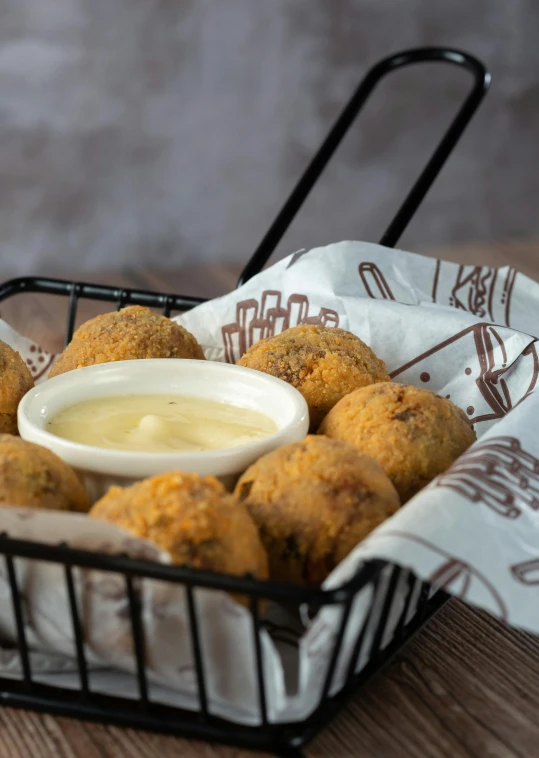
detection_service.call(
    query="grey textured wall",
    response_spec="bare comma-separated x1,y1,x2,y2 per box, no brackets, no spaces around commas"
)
0,0,538,276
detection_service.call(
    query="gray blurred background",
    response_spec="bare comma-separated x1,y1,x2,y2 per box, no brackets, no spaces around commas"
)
0,0,537,277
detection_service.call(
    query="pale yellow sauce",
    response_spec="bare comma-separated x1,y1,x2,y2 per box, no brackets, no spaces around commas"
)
47,394,278,453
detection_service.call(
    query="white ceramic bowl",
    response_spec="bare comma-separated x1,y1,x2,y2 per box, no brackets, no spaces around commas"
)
18,359,309,500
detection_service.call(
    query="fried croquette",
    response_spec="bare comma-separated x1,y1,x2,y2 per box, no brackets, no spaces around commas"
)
0,435,89,511
234,435,400,586
237,324,389,431
0,341,34,434
90,472,268,580
319,382,476,503
49,306,204,377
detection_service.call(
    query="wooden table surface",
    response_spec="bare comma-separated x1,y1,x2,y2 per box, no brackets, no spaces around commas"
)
1,243,539,758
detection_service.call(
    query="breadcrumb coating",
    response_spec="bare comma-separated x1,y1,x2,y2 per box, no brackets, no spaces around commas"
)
237,324,389,431
0,341,34,434
49,306,204,377
319,382,476,502
0,434,89,511
234,435,399,586
90,471,268,580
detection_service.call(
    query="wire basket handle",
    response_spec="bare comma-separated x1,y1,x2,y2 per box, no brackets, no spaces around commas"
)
237,46,490,287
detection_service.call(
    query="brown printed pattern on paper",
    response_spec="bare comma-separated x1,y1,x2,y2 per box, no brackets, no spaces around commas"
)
435,436,539,519
17,343,56,381
358,262,396,300
221,290,340,363
391,324,539,425
511,559,539,586
432,261,516,326
374,530,508,621
30,354,56,381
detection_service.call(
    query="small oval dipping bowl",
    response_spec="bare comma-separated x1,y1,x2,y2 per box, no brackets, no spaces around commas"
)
18,359,309,500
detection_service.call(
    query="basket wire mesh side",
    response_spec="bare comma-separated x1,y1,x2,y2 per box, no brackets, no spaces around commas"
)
0,536,446,755
0,47,489,756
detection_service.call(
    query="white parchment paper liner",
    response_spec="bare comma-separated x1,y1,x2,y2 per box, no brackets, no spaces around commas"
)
0,240,538,724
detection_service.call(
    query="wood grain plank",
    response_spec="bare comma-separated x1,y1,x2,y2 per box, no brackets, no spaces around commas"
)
2,603,539,758
309,602,539,758
0,708,269,758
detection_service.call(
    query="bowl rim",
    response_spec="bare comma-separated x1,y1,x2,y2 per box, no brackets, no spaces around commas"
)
17,359,309,477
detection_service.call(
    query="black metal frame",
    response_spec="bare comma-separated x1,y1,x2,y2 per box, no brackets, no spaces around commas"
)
0,536,448,757
0,47,489,756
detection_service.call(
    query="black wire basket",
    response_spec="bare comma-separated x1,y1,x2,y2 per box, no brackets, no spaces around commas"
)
0,48,489,757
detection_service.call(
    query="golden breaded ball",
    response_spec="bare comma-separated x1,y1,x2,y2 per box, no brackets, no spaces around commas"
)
49,306,204,377
237,324,388,431
0,435,90,511
90,472,268,581
234,435,399,586
319,382,476,503
0,341,34,434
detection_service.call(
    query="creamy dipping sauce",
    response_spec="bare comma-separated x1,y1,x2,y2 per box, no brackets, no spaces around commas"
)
47,395,278,453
